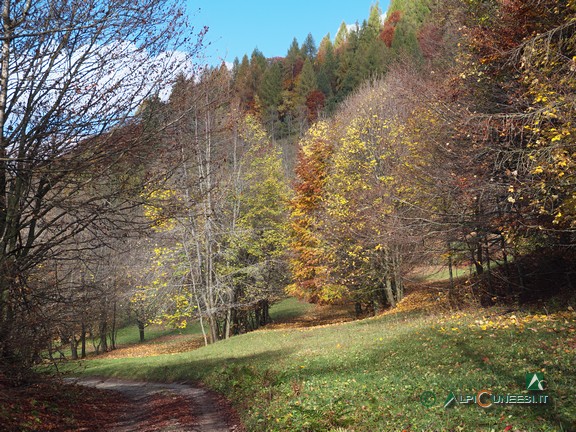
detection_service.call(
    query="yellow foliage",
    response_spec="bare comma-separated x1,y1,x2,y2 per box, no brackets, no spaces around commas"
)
142,187,179,232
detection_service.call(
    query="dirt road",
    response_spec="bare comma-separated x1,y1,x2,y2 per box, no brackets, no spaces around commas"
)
67,377,242,432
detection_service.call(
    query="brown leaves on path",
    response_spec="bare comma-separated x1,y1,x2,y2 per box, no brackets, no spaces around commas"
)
68,377,243,432
0,373,244,431
0,374,132,431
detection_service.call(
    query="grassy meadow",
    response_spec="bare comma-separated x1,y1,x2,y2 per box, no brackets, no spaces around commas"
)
58,292,576,432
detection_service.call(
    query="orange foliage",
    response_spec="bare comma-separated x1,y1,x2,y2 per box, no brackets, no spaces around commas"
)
288,124,333,302
386,10,402,25
380,25,396,48
380,10,403,48
305,90,325,123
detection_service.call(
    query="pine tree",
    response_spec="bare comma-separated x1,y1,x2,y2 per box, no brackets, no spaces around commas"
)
259,62,283,108
296,58,318,103
231,57,240,80
386,0,431,58
301,33,317,59
334,21,349,51
317,34,331,63
234,54,253,109
258,61,284,136
251,48,267,75
366,2,383,41
336,29,361,100
316,35,339,112
296,58,320,123
285,37,303,83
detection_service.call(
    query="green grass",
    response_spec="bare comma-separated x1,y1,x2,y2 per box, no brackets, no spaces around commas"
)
55,320,205,359
417,266,470,282
269,297,315,322
112,297,310,348
116,298,311,347
411,261,506,283
114,320,204,345
60,305,576,432
60,298,308,359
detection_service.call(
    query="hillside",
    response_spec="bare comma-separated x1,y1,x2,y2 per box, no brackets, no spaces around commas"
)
1,1,575,431
58,291,576,432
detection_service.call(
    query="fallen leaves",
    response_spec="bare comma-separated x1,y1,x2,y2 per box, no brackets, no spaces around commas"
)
99,334,205,359
0,374,132,431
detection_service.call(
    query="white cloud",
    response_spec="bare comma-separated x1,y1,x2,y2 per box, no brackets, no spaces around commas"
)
7,39,199,138
336,12,388,39
346,22,359,33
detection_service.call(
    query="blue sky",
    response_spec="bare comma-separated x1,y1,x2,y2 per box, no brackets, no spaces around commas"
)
187,1,390,66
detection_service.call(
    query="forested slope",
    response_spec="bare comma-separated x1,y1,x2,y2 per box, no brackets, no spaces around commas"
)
1,0,575,380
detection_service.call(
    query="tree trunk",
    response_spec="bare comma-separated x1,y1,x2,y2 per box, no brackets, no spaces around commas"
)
384,276,396,308
447,241,455,301
261,300,270,326
81,321,87,359
225,307,232,339
382,248,396,308
99,319,108,353
70,337,79,360
137,320,145,343
254,306,261,329
499,235,513,294
208,314,218,344
354,302,362,317
473,241,484,275
110,300,117,350
485,237,493,295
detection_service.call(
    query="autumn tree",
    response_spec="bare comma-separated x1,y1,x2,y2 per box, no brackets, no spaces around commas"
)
143,69,292,343
322,81,423,311
287,121,333,302
223,115,290,333
453,0,576,299
0,0,204,370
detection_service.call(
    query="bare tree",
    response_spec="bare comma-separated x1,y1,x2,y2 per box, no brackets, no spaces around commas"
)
0,0,205,371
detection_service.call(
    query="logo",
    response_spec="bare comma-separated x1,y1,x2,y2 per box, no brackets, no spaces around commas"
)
526,373,545,391
425,374,550,410
442,374,550,409
420,391,436,407
444,391,457,408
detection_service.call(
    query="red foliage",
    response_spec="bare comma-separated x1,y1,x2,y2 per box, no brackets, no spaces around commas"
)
380,25,396,48
380,10,402,48
467,0,561,63
386,10,403,26
305,90,326,123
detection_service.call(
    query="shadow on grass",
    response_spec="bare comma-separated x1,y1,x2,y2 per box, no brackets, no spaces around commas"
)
72,346,294,386
436,332,575,431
